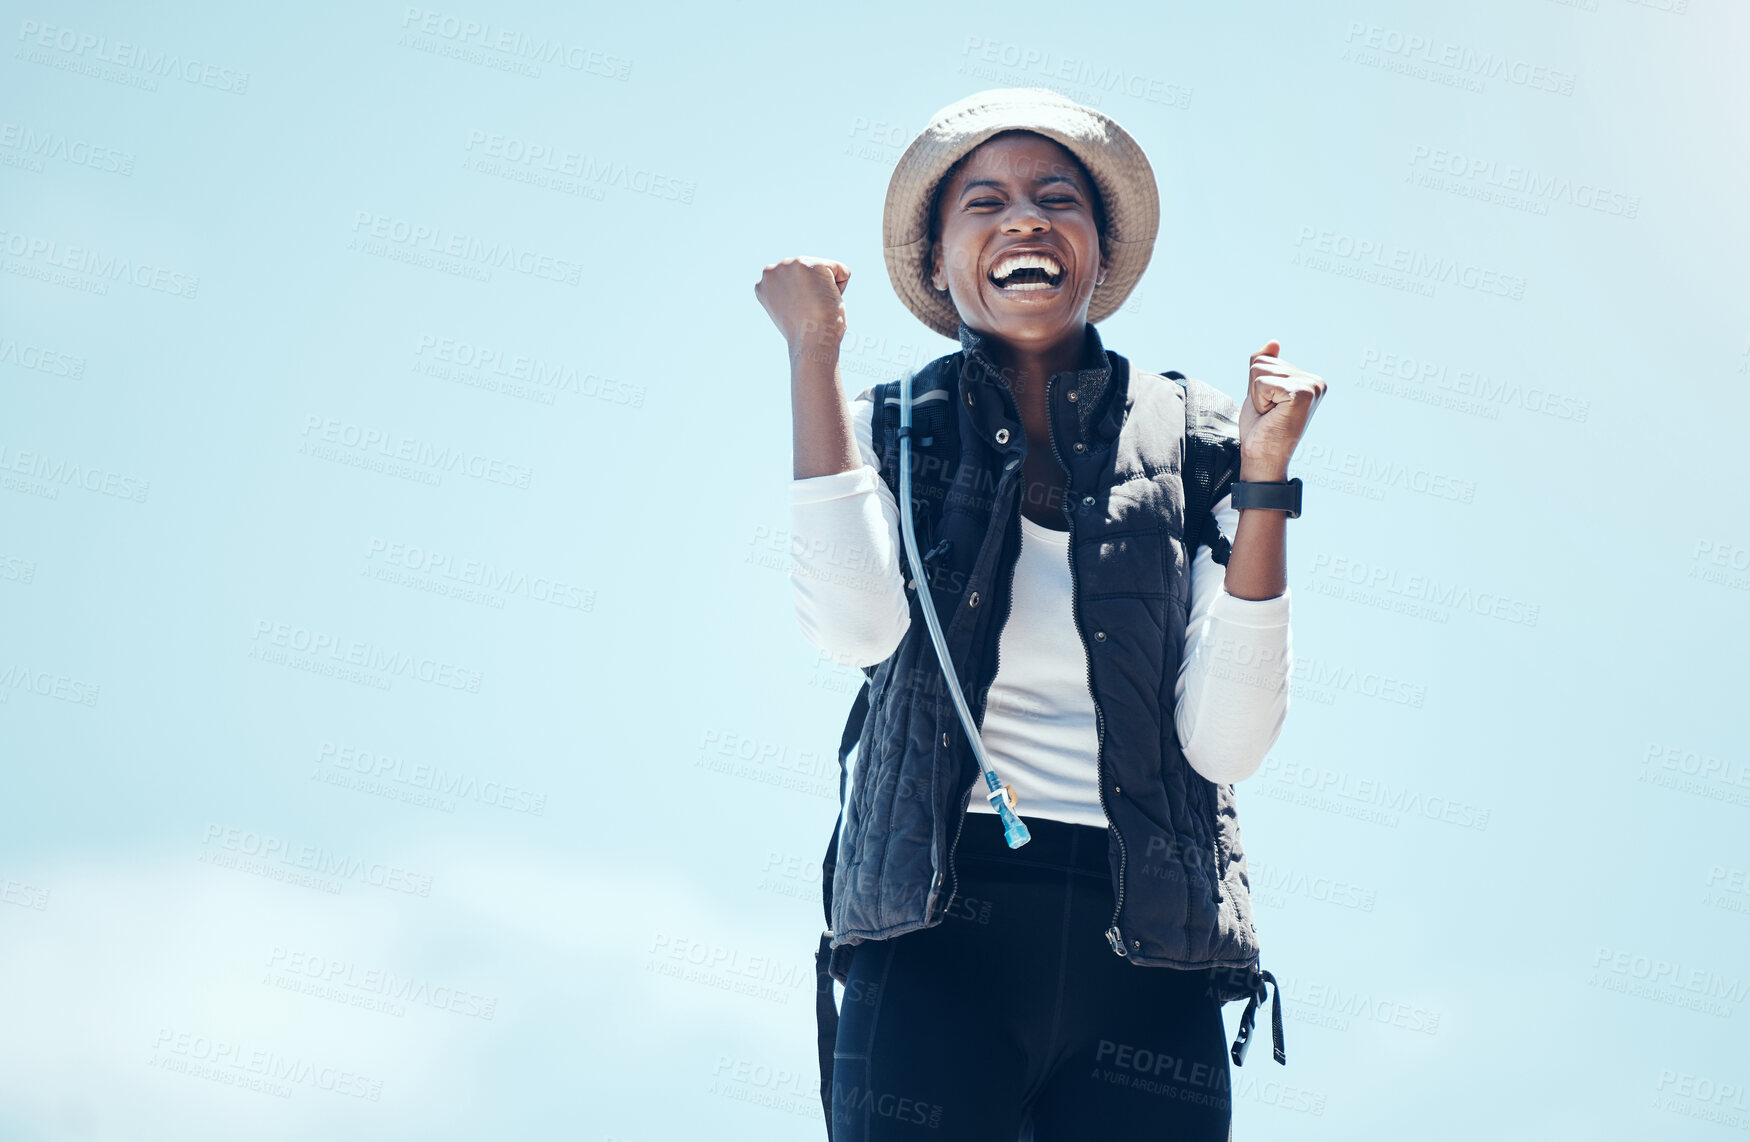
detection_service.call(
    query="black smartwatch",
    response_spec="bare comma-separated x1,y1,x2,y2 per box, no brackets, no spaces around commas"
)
1230,477,1303,518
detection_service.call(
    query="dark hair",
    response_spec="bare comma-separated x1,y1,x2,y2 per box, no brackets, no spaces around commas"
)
925,130,1110,254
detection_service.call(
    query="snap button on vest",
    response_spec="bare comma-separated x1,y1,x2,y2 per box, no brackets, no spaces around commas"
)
995,428,1010,444
968,591,980,607
1066,390,1078,402
1095,630,1107,641
1082,495,1095,506
1073,441,1085,452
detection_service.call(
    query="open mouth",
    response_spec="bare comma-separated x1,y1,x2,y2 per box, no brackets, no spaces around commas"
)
988,251,1067,292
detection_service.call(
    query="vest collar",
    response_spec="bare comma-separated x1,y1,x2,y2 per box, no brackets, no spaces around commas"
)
954,320,1126,445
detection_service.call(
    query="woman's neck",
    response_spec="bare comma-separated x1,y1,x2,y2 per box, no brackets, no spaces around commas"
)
988,325,1092,432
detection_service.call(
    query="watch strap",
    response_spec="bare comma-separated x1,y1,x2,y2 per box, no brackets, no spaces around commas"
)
1231,477,1303,519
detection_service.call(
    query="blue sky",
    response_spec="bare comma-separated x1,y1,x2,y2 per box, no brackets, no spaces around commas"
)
3,0,1749,1138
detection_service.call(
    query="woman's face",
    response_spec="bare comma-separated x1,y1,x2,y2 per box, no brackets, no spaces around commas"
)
930,131,1106,349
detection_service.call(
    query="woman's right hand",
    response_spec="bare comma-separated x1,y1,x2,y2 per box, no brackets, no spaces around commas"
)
755,256,851,353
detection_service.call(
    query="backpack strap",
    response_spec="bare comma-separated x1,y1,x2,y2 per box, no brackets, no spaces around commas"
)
866,379,900,480
818,371,918,901
1166,369,1244,567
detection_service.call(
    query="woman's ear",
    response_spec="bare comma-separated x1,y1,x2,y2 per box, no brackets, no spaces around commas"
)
930,244,948,292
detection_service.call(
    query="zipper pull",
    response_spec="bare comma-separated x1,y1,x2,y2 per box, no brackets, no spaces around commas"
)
1105,926,1128,956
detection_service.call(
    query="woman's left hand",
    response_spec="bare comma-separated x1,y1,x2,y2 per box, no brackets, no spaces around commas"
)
1237,340,1327,481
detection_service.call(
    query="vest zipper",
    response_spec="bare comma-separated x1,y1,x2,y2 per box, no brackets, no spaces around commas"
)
1212,832,1225,901
1043,373,1127,958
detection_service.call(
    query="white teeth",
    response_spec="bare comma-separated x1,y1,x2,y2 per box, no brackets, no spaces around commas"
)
990,252,1064,286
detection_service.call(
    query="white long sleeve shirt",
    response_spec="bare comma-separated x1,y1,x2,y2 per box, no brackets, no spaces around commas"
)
790,387,1292,827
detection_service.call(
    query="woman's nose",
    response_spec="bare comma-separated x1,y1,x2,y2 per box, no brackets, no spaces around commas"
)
1001,204,1050,233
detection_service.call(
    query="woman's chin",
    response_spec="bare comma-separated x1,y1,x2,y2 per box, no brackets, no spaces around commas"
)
972,287,1088,342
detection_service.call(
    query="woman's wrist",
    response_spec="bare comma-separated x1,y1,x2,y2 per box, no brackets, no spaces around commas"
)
790,346,841,404
1237,453,1291,483
787,321,844,369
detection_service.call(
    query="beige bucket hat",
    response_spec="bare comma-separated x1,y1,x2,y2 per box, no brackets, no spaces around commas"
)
882,87,1160,340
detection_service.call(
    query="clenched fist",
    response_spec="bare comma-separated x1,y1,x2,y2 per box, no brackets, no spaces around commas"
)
755,256,851,352
1238,340,1327,481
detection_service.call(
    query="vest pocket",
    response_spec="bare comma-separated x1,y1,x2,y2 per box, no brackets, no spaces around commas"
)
1078,527,1169,601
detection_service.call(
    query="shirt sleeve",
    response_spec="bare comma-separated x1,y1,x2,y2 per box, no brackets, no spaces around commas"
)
788,387,913,668
1173,493,1293,784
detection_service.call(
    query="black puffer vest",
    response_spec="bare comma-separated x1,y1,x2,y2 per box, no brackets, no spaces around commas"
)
813,321,1285,1132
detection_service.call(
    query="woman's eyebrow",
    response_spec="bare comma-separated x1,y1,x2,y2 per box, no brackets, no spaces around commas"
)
960,174,1080,196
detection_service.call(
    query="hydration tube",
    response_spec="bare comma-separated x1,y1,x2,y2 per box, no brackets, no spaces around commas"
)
897,368,1031,850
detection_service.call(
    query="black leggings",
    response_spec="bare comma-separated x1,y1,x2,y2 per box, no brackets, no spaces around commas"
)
830,810,1233,1141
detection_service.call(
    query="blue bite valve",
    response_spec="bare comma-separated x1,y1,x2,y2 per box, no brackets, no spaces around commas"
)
985,781,1031,849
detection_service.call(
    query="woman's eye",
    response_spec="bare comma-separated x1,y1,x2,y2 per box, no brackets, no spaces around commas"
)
965,194,1077,210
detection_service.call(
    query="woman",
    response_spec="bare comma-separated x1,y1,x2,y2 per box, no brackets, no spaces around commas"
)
757,88,1326,1140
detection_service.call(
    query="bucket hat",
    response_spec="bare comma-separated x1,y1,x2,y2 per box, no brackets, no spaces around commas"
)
882,87,1160,340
